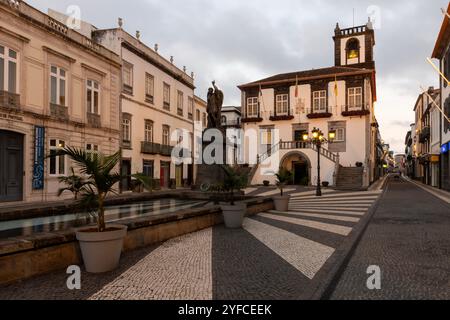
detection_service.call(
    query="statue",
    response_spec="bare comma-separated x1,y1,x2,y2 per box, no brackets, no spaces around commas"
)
206,81,224,129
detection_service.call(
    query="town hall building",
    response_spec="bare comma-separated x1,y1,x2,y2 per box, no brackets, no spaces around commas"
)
238,20,380,189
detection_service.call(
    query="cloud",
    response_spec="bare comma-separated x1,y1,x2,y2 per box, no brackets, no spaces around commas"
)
26,0,449,154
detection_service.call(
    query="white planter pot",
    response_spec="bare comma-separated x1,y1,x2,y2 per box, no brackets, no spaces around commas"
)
221,203,247,229
75,224,128,273
273,195,291,212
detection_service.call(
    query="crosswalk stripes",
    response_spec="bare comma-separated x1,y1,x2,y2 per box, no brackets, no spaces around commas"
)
244,189,381,280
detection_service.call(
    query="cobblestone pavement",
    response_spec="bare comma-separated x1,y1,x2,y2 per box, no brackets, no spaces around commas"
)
0,190,382,300
330,178,450,300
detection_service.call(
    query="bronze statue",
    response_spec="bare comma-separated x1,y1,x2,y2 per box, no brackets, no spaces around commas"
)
206,81,224,129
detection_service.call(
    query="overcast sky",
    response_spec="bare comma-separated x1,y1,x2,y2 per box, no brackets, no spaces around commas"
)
28,0,448,154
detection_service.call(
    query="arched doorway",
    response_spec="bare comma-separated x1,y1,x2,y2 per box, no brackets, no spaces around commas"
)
0,130,24,201
281,151,311,186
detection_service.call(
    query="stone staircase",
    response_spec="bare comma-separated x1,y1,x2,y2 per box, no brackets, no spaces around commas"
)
335,166,365,191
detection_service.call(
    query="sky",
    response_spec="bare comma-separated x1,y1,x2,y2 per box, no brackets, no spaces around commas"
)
27,0,449,154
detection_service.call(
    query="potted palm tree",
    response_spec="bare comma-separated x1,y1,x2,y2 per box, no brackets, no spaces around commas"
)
54,147,127,273
220,165,249,228
274,168,293,211
57,167,87,200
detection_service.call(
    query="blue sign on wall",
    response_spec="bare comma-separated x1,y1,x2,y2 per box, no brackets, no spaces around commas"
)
442,142,449,154
32,126,45,190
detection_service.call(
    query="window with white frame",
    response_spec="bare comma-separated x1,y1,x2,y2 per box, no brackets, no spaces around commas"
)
145,73,154,103
177,90,184,116
86,143,99,161
145,120,153,143
0,45,18,93
87,80,100,114
49,139,66,175
122,114,132,143
334,128,346,142
247,97,258,117
163,82,170,109
123,62,133,91
276,94,289,115
188,97,194,120
162,125,170,146
313,90,327,112
50,66,66,106
348,87,362,109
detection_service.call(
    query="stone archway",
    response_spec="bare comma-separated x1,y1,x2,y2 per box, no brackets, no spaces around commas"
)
280,151,312,186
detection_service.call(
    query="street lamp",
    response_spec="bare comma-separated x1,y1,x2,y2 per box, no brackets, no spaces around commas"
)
303,127,336,196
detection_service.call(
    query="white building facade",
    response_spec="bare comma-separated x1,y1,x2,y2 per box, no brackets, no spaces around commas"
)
238,22,379,189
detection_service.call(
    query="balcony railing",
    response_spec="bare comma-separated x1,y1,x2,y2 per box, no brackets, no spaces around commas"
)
419,126,430,143
0,91,20,110
341,104,370,117
269,109,295,121
141,141,174,156
50,103,69,120
87,113,101,128
242,111,263,123
222,119,242,127
307,107,333,119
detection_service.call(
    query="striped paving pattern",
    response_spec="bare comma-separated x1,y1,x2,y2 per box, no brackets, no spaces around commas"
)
250,190,382,280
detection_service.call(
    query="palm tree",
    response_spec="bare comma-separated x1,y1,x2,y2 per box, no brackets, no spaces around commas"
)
57,167,87,200
275,168,293,196
54,147,122,232
221,165,249,205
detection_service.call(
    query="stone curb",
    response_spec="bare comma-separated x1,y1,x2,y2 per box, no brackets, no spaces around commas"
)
306,181,388,300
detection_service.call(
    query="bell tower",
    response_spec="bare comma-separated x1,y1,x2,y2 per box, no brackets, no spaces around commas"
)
333,18,375,69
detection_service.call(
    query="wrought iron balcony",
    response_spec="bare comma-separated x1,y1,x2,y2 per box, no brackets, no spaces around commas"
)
269,109,295,121
307,107,333,119
50,103,69,120
221,119,242,128
419,126,430,143
141,142,174,156
0,90,20,110
141,141,161,155
241,112,263,123
341,104,370,117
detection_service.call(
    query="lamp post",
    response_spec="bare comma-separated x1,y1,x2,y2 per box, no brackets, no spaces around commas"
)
303,128,336,196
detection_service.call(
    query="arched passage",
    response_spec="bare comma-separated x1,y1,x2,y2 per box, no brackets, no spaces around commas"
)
280,151,312,186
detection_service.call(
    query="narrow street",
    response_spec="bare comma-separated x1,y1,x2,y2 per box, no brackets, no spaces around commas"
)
330,177,450,300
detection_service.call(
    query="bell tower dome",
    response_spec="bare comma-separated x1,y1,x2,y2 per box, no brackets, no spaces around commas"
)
333,18,375,69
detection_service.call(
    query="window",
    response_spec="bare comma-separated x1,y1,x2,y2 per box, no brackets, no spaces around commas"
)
145,120,153,143
247,97,258,117
188,97,194,120
86,80,100,114
346,38,360,60
49,139,65,175
123,62,133,93
202,113,207,127
0,45,17,93
334,128,346,142
313,91,327,112
163,82,170,110
221,115,227,126
86,143,99,160
50,66,66,106
143,160,154,178
177,90,184,116
348,87,363,109
122,113,132,143
145,73,154,103
162,125,170,146
276,94,289,115
196,109,201,122
261,130,273,145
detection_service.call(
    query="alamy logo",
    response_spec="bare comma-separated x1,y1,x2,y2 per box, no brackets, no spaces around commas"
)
66,265,81,290
366,265,381,290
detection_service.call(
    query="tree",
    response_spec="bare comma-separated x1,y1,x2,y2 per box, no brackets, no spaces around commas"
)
275,168,293,196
